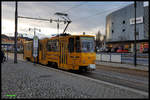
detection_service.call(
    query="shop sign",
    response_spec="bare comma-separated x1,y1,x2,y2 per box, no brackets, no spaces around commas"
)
130,17,143,24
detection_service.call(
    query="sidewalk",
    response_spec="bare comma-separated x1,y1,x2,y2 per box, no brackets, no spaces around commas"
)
1,58,148,98
95,60,149,72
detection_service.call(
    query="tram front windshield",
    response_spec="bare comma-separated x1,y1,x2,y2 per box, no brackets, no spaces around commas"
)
80,37,94,52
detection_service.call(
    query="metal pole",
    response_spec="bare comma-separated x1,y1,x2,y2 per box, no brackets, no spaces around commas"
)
134,1,137,66
57,19,61,65
62,21,71,34
34,28,36,65
14,1,18,63
7,45,8,61
57,18,59,35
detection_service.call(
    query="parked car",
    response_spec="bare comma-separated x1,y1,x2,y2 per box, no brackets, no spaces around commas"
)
99,48,105,52
105,47,112,52
98,47,111,53
111,47,118,53
117,49,128,53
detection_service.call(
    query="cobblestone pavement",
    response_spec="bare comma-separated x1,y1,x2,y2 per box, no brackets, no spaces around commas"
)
1,58,148,99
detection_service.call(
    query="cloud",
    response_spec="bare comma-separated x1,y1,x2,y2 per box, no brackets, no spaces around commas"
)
2,1,133,38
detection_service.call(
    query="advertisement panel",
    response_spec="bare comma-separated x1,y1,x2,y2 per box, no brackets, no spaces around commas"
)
33,36,38,57
130,17,143,24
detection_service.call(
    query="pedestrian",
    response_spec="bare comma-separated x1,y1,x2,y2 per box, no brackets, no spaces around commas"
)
3,51,6,62
0,50,4,63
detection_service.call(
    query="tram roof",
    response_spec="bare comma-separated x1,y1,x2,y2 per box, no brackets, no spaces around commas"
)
24,34,95,42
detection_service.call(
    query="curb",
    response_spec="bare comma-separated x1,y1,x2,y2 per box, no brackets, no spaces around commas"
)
96,63,149,72
4,58,148,97
37,63,148,97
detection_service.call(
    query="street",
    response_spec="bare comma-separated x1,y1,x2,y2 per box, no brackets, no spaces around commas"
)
2,57,148,98
121,56,149,66
5,53,149,93
79,66,148,92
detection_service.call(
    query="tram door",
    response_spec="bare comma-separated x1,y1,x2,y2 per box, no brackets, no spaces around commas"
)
59,40,67,69
40,41,46,62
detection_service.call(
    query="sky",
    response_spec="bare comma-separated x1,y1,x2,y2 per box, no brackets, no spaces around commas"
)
2,1,148,39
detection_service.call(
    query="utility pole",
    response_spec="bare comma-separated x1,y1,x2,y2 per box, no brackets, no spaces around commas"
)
134,1,137,66
57,18,59,35
14,1,18,63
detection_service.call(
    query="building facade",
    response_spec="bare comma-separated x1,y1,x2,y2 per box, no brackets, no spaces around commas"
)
1,34,33,53
105,1,149,52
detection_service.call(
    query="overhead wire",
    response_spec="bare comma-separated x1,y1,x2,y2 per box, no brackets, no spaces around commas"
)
68,3,132,35
58,2,132,35
17,2,133,36
62,2,88,13
67,25,73,34
73,4,131,22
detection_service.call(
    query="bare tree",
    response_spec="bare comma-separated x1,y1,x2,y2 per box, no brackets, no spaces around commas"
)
96,30,102,50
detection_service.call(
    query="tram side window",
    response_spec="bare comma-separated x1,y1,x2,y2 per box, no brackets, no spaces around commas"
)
30,43,33,52
55,40,59,51
52,40,58,51
47,40,58,52
68,38,74,52
27,44,29,50
76,36,81,52
47,40,52,51
39,43,42,51
27,43,31,50
25,44,27,50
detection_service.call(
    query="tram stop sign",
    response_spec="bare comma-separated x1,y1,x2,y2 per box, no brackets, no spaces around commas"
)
33,36,38,57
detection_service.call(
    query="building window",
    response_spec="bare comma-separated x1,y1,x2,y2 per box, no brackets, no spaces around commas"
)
122,29,125,32
112,30,114,34
123,20,125,24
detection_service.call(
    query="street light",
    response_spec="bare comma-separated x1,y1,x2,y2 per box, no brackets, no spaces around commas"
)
134,1,137,66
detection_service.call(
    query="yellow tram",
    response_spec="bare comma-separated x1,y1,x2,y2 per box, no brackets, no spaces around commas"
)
23,34,96,71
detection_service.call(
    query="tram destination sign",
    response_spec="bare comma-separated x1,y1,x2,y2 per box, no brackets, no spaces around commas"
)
33,36,38,57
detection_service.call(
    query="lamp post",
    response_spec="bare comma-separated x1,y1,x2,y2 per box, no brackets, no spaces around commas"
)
134,1,137,66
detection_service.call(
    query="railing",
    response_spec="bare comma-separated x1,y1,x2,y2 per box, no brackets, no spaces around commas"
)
96,53,149,66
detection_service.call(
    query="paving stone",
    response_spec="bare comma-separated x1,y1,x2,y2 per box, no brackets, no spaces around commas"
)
1,59,148,99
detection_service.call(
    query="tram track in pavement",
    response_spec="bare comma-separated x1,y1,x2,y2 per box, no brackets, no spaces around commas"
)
7,54,148,94
37,63,149,93
77,69,148,93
